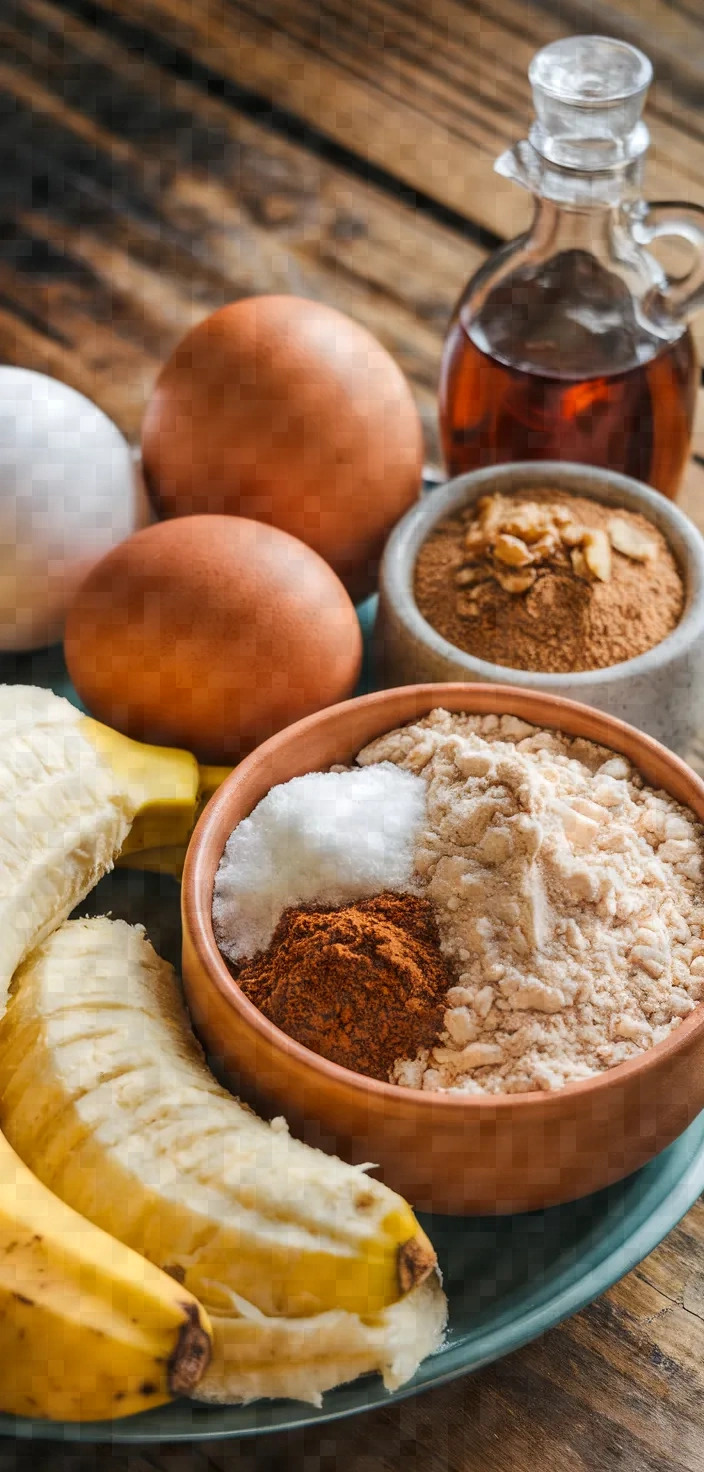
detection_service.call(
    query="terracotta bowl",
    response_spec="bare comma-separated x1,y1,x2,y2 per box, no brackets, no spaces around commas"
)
182,684,704,1216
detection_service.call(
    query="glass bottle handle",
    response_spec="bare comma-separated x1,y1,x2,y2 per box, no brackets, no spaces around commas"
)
633,199,704,325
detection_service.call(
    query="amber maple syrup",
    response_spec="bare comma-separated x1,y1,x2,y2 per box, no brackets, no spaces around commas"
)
440,285,697,498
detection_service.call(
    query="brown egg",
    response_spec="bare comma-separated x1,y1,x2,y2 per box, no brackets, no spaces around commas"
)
64,516,362,762
141,296,424,602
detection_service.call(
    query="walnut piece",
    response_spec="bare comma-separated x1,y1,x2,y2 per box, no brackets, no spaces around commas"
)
570,547,590,581
501,504,551,543
561,523,586,548
476,495,504,534
464,528,488,557
456,593,481,618
455,566,484,587
583,529,612,582
530,531,560,561
494,567,537,594
494,533,533,568
608,517,656,563
457,493,650,594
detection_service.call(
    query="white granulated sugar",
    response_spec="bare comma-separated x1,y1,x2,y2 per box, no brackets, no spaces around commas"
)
213,763,427,962
357,709,704,1094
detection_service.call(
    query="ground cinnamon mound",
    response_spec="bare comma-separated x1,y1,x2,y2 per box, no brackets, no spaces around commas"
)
236,891,451,1082
414,489,683,673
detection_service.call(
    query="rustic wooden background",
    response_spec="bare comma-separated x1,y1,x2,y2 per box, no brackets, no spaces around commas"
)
2,0,704,1467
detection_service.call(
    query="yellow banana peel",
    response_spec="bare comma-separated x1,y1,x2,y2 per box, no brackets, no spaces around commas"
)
0,1126,212,1421
80,718,230,874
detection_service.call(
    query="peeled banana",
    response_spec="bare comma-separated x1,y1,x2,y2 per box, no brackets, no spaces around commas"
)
0,1127,211,1421
0,685,228,1009
0,917,447,1405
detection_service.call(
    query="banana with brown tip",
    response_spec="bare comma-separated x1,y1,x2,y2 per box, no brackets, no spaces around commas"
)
0,917,447,1405
0,1127,211,1421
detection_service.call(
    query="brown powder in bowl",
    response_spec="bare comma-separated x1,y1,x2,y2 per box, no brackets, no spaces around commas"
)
414,489,684,673
235,891,451,1082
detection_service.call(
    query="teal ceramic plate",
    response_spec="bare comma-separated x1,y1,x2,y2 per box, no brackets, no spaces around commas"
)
1,632,703,1442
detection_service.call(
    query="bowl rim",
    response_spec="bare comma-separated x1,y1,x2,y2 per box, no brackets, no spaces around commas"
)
183,681,704,1112
380,460,704,688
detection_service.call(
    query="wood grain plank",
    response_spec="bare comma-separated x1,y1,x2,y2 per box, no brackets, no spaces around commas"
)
674,457,704,540
80,0,704,373
61,0,549,235
0,0,489,444
97,0,704,225
10,0,703,442
8,0,704,429
202,1259,704,1472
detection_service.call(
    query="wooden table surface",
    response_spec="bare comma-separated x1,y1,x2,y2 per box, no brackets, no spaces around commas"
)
3,1,704,1467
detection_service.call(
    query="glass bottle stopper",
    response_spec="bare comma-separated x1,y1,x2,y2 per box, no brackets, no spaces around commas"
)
528,35,653,170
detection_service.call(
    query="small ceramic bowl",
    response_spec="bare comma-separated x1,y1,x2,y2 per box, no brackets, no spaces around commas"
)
182,683,704,1216
376,461,704,755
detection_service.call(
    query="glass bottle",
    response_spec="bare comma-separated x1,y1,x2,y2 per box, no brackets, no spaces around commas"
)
439,35,704,497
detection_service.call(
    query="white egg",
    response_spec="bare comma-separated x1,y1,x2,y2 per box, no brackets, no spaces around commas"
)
0,368,151,651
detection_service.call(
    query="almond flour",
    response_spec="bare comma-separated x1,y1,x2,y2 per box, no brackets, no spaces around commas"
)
357,710,704,1094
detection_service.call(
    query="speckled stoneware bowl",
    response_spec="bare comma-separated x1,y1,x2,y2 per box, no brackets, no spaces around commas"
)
182,683,704,1216
377,461,704,755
